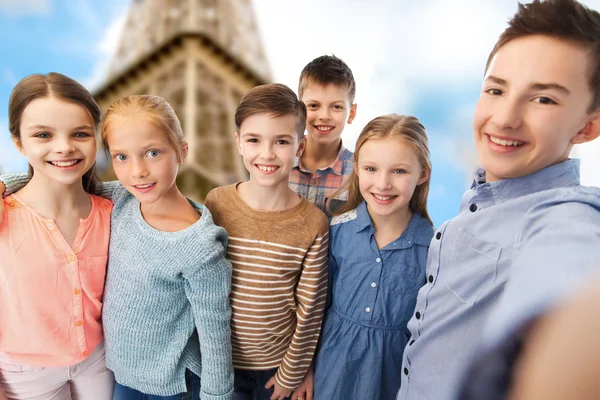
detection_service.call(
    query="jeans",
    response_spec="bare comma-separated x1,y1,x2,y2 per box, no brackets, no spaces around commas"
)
113,370,200,400
233,368,291,400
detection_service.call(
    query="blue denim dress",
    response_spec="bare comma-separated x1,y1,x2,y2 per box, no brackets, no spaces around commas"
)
314,202,433,399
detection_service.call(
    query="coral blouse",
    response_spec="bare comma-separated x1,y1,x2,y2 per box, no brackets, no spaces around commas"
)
0,193,112,366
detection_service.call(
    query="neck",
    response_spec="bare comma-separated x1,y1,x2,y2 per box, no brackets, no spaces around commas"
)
302,137,342,171
238,180,299,212
18,173,90,218
369,205,413,242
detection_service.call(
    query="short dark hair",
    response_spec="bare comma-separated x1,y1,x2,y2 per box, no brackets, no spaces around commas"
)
298,55,356,103
235,83,307,139
486,0,600,111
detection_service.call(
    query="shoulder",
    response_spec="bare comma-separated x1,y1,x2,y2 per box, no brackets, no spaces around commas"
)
3,194,24,213
521,186,600,235
90,194,113,211
301,200,329,234
204,185,235,210
330,208,358,226
412,213,435,247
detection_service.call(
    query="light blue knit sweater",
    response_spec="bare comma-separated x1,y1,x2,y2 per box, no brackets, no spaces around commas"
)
0,176,234,399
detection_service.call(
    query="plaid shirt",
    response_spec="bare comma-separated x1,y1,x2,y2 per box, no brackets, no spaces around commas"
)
289,145,354,215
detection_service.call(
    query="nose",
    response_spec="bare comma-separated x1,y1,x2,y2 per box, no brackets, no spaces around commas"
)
318,107,331,121
130,158,148,179
260,143,276,160
54,136,76,155
490,97,523,130
375,172,392,191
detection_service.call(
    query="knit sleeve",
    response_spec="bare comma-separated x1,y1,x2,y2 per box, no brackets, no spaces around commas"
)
182,219,234,400
0,173,30,197
94,180,122,201
274,214,329,390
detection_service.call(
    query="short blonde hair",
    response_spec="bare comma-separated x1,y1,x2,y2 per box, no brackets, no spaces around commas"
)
101,95,185,162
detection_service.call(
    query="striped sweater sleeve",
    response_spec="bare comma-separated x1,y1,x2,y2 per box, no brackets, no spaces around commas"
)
274,219,329,390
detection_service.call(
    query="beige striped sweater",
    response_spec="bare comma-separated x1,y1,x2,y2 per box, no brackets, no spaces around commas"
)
204,184,329,390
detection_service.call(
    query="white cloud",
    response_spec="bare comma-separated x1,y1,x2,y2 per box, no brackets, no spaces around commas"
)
84,10,127,91
0,0,50,16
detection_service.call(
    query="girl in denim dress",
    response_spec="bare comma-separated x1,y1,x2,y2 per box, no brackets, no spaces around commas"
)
312,114,434,399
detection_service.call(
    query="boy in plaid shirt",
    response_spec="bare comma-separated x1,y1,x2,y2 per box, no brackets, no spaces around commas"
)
289,55,357,215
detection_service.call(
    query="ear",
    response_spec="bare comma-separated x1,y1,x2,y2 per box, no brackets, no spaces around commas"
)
12,137,25,155
296,136,306,157
571,110,600,144
235,132,243,155
347,103,357,124
179,141,189,163
418,168,431,186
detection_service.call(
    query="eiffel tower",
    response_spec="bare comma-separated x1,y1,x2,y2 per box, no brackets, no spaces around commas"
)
94,0,271,201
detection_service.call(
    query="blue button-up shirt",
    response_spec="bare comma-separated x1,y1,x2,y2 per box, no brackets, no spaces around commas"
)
397,159,600,400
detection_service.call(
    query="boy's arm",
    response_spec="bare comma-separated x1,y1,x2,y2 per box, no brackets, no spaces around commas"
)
273,218,329,391
183,222,234,400
508,278,600,400
459,198,600,399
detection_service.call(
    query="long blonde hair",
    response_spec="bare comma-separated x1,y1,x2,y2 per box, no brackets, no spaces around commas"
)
329,114,433,225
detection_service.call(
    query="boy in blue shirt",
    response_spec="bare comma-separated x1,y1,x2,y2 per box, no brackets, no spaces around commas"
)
396,1,600,399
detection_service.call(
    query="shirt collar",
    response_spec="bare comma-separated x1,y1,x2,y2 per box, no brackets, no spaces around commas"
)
355,201,433,247
472,159,580,205
295,143,349,175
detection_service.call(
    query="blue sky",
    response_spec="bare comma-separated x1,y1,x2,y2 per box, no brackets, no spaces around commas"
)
1,0,599,227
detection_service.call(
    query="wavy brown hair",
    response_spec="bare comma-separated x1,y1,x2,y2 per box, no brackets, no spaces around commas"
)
328,114,433,226
8,72,101,194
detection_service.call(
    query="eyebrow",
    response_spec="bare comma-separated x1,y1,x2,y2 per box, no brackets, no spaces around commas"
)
108,142,166,154
243,133,295,138
26,124,94,131
485,75,570,95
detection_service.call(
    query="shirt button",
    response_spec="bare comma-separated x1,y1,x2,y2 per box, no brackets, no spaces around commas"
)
310,179,317,185
75,320,84,327
67,255,76,262
371,282,377,288
436,232,441,240
428,275,434,283
365,307,371,313
469,203,477,212
404,368,409,376
73,288,81,295
376,257,381,263
415,311,421,319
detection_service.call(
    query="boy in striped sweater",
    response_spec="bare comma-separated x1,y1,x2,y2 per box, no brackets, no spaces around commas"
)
204,83,329,400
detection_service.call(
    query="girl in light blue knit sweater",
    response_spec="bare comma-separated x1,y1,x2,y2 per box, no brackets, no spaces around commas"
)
0,95,234,400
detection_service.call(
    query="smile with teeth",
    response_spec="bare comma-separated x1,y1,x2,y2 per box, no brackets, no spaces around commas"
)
372,194,397,201
315,125,334,132
48,160,81,167
256,165,279,172
489,135,524,147
133,183,155,189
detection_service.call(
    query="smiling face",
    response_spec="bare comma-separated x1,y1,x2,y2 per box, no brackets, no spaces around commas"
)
357,137,429,222
301,82,356,146
236,112,303,189
473,35,600,182
15,96,96,188
107,116,186,205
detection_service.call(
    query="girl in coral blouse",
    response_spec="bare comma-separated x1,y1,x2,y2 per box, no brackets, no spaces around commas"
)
0,73,114,399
